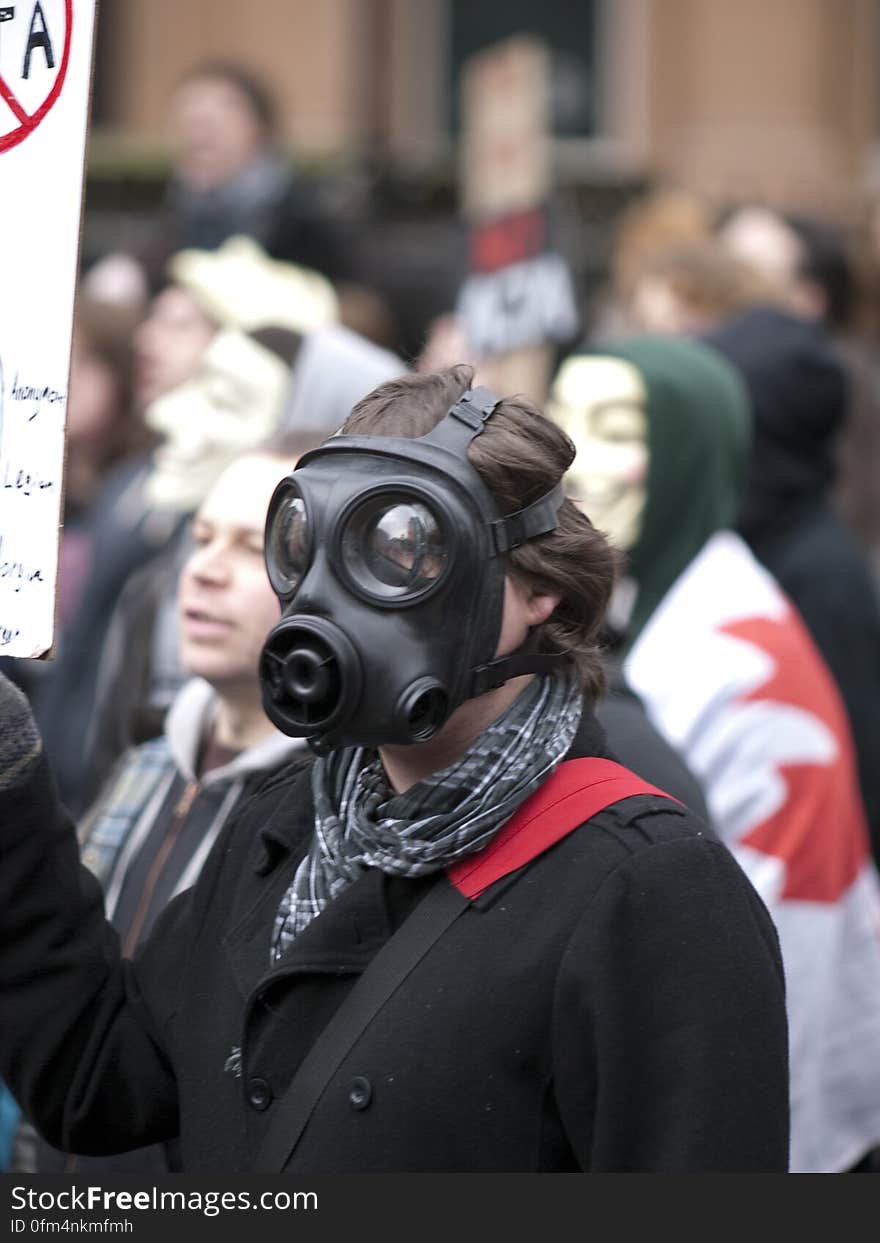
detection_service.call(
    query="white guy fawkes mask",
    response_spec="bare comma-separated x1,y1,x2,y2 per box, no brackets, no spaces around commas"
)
145,328,290,511
547,355,649,552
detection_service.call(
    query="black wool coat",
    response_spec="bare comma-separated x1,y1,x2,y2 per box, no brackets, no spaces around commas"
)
0,711,789,1172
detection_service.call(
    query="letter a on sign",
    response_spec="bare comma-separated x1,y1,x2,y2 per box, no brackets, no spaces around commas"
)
0,0,97,658
23,2,55,78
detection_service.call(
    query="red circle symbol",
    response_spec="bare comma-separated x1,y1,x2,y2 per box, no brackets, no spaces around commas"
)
0,0,73,153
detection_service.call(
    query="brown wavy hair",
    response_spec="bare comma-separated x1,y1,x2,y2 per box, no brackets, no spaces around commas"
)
342,364,620,701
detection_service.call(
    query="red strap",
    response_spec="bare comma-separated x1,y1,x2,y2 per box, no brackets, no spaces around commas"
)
448,758,680,900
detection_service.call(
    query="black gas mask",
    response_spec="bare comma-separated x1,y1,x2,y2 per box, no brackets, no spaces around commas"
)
259,387,566,753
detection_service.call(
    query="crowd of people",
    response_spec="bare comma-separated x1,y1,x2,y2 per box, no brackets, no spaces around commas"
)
1,59,880,1175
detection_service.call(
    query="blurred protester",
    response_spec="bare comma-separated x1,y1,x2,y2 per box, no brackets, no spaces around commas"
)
158,234,405,426
717,203,853,331
80,331,301,813
0,368,789,1172
703,307,880,867
82,240,406,811
159,233,338,340
62,295,152,580
96,62,350,296
717,201,880,573
28,446,311,1175
587,185,714,339
37,238,337,817
62,295,152,558
624,238,780,337
83,63,403,350
547,336,880,1173
132,281,219,413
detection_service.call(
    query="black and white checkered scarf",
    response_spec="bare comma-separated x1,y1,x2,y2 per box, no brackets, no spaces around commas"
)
271,669,583,960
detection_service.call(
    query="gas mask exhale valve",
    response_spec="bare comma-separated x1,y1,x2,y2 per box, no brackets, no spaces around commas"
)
259,387,566,753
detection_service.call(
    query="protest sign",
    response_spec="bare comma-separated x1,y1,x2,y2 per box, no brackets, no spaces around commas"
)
455,34,579,403
0,0,97,658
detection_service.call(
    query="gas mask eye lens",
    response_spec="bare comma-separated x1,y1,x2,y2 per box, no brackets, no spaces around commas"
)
342,498,448,600
366,502,446,587
267,487,310,597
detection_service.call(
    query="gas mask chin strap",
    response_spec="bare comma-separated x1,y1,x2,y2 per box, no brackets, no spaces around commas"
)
469,633,570,699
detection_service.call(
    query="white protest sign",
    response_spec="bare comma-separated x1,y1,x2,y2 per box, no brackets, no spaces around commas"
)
0,0,96,657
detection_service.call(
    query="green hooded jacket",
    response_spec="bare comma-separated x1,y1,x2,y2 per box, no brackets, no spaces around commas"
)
573,336,752,649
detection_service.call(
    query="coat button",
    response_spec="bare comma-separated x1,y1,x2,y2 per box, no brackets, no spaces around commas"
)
248,1078,273,1111
348,1076,372,1110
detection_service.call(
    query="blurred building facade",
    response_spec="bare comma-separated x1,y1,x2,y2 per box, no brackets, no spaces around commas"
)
93,0,879,215
82,0,880,361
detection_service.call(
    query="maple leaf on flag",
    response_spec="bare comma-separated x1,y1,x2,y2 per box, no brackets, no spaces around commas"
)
720,613,869,903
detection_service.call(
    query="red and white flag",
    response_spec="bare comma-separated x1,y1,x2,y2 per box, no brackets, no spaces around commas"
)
626,530,880,1173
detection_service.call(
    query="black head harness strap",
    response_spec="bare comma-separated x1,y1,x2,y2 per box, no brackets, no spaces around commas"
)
422,386,570,695
422,386,565,553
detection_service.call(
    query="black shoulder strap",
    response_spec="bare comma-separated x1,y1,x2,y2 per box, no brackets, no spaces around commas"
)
252,877,468,1173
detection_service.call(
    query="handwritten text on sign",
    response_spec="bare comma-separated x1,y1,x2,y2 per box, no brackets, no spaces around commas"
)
0,0,95,657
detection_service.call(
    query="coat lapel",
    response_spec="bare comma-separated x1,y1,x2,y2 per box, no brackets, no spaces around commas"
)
223,853,394,1001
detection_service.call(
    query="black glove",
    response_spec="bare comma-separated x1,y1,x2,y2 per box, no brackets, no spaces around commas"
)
0,671,42,793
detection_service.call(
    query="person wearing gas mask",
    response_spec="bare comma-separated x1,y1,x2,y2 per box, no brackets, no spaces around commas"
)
0,366,787,1172
547,336,880,1174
